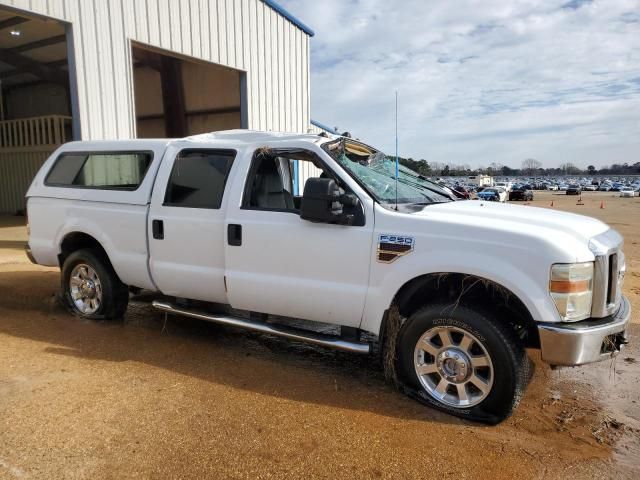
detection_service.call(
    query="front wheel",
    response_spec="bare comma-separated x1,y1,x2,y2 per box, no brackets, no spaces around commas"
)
397,303,529,424
61,249,129,319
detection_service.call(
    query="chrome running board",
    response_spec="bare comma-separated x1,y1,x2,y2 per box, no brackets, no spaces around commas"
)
152,301,371,354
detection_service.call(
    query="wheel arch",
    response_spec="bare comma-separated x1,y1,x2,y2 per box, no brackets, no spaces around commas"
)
59,235,130,319
58,232,120,281
390,272,540,349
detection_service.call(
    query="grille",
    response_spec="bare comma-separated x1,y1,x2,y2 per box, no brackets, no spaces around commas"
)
589,229,624,318
590,229,624,318
593,250,622,317
607,253,617,305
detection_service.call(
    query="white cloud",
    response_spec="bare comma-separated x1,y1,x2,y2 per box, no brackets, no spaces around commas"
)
280,0,640,168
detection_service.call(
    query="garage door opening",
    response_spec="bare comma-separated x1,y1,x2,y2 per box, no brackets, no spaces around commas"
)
132,43,245,138
0,8,75,214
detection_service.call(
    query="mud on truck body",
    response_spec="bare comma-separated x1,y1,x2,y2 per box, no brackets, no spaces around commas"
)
25,130,631,424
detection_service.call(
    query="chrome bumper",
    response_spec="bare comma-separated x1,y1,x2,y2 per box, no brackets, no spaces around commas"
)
538,295,631,366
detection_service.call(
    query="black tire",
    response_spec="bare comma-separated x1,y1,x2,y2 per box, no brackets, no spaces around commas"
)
396,303,529,424
61,248,129,320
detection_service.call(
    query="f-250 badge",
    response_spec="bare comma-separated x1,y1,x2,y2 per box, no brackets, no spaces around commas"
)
377,234,415,263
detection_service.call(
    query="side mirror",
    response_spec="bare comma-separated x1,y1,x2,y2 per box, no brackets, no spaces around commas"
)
301,177,355,224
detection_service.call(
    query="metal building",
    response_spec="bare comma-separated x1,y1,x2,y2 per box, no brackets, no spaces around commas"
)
0,0,314,213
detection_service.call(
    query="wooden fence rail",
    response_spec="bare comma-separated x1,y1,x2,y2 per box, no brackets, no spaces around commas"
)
0,115,72,149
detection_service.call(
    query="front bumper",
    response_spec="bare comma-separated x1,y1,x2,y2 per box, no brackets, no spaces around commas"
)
538,295,631,366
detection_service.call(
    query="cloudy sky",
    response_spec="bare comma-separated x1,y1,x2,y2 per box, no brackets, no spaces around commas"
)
280,0,640,169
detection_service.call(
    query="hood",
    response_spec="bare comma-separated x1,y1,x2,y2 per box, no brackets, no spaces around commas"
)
413,200,609,244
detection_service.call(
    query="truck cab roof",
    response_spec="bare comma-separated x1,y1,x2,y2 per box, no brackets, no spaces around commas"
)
26,129,339,207
58,129,333,152
185,129,333,147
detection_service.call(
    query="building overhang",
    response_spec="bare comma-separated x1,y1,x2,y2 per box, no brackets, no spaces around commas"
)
262,0,315,37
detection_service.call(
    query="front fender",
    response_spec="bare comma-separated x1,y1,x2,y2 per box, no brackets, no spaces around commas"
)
359,251,561,336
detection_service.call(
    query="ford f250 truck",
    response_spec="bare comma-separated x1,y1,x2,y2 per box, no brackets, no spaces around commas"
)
25,130,631,423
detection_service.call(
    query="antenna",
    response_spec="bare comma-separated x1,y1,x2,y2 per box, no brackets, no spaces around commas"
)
395,91,399,211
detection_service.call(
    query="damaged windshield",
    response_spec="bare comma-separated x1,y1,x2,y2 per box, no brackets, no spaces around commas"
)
323,139,453,207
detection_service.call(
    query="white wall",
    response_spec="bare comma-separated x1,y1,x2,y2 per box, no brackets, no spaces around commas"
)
0,0,311,139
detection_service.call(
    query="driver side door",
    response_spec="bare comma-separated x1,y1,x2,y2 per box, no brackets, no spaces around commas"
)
224,148,374,327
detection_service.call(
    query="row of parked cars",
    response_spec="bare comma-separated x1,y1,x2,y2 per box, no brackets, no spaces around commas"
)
560,182,640,195
511,178,640,193
561,182,640,196
439,177,640,201
441,185,533,203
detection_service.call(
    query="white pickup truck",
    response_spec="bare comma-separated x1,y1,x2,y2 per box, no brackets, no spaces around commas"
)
25,130,631,424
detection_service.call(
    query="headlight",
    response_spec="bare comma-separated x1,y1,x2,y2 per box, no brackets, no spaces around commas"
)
549,262,593,321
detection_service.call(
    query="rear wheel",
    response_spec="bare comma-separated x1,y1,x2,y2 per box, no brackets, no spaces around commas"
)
397,303,529,424
61,249,129,319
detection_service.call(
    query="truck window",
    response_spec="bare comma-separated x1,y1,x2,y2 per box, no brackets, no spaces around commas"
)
45,152,152,190
164,149,235,209
244,149,328,212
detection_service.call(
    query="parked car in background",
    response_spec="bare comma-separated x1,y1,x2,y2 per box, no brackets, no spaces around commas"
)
548,184,559,191
495,182,512,192
508,186,534,201
583,184,597,191
435,182,460,200
598,184,611,191
620,187,636,198
451,185,471,199
566,184,582,195
477,187,507,202
478,187,507,202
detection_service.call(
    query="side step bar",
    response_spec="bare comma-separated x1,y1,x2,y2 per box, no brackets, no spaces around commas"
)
152,301,371,354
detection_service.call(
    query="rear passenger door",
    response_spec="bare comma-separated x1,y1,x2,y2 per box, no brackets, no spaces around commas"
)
148,148,236,302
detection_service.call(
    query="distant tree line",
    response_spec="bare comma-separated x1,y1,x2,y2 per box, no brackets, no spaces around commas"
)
396,156,640,177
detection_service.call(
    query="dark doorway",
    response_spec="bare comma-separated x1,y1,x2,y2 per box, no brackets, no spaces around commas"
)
131,43,244,138
0,9,73,144
0,7,74,214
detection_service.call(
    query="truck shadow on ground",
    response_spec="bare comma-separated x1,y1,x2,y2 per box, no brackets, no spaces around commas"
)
0,269,470,425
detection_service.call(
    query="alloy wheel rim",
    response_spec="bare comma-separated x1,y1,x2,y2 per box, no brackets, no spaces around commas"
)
69,263,103,315
414,326,494,408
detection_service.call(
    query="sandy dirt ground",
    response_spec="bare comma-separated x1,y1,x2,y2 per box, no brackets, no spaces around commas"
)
0,191,639,479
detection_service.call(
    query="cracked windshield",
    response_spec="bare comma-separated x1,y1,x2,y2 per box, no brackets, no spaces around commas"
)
326,140,453,206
